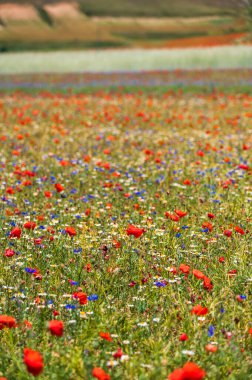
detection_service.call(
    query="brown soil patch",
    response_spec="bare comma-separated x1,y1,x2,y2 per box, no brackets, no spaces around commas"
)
0,3,39,21
44,2,84,19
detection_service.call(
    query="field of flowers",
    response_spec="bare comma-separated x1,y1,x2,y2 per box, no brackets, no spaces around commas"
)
1,69,252,91
0,87,251,379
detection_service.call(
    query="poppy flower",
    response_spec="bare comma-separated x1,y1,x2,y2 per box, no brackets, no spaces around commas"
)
235,226,245,235
113,347,123,359
44,191,52,198
165,212,180,222
4,248,15,257
55,183,64,192
202,222,213,232
24,320,33,329
168,362,205,380
207,213,215,219
92,367,110,380
179,333,188,342
65,226,76,237
48,320,64,337
99,332,113,342
126,224,145,238
175,210,187,218
183,179,192,186
113,240,121,248
6,187,14,194
73,292,88,305
238,164,250,170
192,269,205,280
223,229,232,237
24,221,36,230
205,344,218,353
203,277,213,291
191,305,208,316
9,226,22,239
23,348,44,376
34,238,43,246
0,315,16,329
179,264,190,275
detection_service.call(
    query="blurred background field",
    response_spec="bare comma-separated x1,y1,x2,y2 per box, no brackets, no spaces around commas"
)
0,0,251,88
1,46,252,75
0,0,251,52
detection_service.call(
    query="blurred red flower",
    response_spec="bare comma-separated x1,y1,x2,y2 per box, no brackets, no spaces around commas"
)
126,224,145,238
48,320,64,337
65,226,76,236
92,367,110,380
9,226,21,239
23,348,44,377
168,362,205,380
0,315,16,329
99,332,113,342
191,305,208,316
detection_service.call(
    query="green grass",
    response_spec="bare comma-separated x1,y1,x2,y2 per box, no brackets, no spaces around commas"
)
0,46,252,74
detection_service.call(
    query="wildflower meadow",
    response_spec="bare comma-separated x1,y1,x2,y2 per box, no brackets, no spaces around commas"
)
0,83,251,379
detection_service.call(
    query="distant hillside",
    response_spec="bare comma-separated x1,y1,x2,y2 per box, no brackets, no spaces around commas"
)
0,1,249,52
0,0,245,17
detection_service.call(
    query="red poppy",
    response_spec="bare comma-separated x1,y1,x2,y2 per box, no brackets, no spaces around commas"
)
9,226,21,239
24,221,36,230
126,224,145,238
34,238,43,246
238,164,250,170
73,292,88,305
99,332,113,342
113,347,123,359
23,348,44,377
55,183,64,192
48,320,64,337
113,240,121,249
44,191,52,198
24,320,33,329
6,187,14,194
165,212,180,222
65,226,76,236
223,229,232,237
0,315,16,329
206,344,218,353
235,226,245,235
4,248,15,257
203,276,213,291
92,367,110,380
179,333,188,342
191,305,208,316
183,179,192,186
174,210,187,218
202,222,213,232
207,213,215,219
169,362,205,380
179,264,190,275
192,269,205,280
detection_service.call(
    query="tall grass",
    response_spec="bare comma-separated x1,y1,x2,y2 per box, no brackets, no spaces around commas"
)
0,45,252,74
